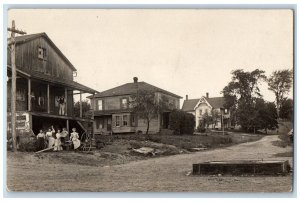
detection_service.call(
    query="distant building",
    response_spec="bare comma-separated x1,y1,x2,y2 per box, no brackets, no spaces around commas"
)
88,77,182,135
182,93,231,129
7,33,98,142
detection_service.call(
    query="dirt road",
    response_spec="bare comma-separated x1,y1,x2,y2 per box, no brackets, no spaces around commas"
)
7,134,293,192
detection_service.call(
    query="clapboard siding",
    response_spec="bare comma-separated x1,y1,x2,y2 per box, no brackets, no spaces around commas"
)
8,37,73,81
93,95,133,111
135,114,160,134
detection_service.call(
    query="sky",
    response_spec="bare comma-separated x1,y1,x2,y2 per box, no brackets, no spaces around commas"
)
8,9,294,105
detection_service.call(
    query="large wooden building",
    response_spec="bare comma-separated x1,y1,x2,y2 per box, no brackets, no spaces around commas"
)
88,77,182,135
7,33,98,142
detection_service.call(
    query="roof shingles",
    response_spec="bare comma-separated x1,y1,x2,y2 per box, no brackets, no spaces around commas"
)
91,81,182,99
182,97,226,111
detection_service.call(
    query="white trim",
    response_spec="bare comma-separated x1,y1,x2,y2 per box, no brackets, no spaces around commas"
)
193,96,213,110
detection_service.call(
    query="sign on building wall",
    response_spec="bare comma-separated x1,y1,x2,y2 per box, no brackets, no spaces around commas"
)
7,112,30,133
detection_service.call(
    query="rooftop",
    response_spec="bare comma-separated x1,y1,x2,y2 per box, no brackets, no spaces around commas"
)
89,78,182,99
182,96,226,111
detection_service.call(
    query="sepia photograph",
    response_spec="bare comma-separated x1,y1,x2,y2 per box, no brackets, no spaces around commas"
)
5,7,294,194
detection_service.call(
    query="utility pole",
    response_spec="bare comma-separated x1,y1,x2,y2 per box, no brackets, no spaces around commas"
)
7,20,26,152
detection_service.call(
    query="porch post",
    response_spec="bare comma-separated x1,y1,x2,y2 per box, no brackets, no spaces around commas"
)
92,93,95,138
65,88,68,116
47,84,50,114
28,78,31,111
79,91,82,118
92,93,95,119
66,119,69,133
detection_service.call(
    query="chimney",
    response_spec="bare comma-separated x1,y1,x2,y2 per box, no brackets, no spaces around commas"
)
186,95,188,100
133,77,138,83
206,92,209,98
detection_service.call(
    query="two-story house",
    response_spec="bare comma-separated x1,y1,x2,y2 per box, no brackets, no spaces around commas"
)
88,77,182,135
182,93,231,129
7,33,98,142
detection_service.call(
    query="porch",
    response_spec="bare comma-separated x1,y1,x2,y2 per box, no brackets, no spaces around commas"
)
7,68,97,119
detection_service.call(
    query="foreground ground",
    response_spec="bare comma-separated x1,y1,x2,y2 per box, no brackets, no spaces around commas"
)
7,134,292,192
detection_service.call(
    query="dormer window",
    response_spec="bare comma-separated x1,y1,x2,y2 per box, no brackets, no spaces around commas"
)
38,47,47,60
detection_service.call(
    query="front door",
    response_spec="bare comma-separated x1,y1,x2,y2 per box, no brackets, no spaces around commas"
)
107,117,112,131
162,112,170,129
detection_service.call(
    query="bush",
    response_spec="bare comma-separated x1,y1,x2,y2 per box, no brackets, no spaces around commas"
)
196,124,206,133
169,110,195,135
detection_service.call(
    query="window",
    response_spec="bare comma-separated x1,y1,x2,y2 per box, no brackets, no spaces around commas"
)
16,89,25,101
38,47,47,60
115,116,120,127
97,100,103,111
199,109,202,115
121,98,128,109
123,115,128,126
224,109,228,114
205,109,208,114
131,115,135,126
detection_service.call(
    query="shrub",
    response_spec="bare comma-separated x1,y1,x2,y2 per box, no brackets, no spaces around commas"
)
169,110,195,135
196,124,206,133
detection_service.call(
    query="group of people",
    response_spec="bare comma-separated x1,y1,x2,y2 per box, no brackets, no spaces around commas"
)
36,126,81,151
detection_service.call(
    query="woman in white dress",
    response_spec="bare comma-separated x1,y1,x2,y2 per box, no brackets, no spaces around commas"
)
46,126,55,149
70,128,81,150
54,129,63,151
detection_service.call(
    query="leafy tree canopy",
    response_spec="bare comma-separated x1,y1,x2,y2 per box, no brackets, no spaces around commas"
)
268,69,293,117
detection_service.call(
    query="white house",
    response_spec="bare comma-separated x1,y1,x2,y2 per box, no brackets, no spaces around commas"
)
182,93,231,129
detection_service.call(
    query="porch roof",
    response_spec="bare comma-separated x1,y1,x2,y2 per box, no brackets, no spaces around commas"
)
8,65,99,94
94,109,133,116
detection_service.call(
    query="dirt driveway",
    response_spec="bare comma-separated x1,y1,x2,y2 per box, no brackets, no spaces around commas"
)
6,134,293,192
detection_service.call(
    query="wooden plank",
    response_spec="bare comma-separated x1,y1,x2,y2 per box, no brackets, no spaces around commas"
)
192,160,291,176
65,88,68,116
66,119,69,133
80,91,82,118
35,146,54,154
30,111,94,123
28,78,31,111
47,84,50,113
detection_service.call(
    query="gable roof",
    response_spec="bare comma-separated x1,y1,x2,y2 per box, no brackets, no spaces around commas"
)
182,96,226,111
181,99,199,112
88,81,182,99
207,97,226,109
11,32,76,71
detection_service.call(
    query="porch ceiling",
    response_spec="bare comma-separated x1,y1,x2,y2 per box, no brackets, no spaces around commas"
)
30,111,94,123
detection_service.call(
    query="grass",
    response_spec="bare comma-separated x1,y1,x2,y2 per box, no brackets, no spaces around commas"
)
272,134,292,148
97,132,264,151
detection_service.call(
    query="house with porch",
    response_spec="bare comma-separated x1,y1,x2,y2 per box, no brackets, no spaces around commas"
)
182,93,232,130
88,77,182,135
7,33,98,143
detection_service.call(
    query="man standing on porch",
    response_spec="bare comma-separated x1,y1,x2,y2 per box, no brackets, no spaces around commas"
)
57,95,66,115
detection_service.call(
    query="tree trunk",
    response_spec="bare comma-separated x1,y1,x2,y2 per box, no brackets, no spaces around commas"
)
146,119,150,135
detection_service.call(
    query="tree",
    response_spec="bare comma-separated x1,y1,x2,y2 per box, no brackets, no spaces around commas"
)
222,69,266,132
74,99,92,119
268,69,293,118
211,109,220,129
130,90,168,135
279,98,293,121
169,110,195,135
254,98,278,134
